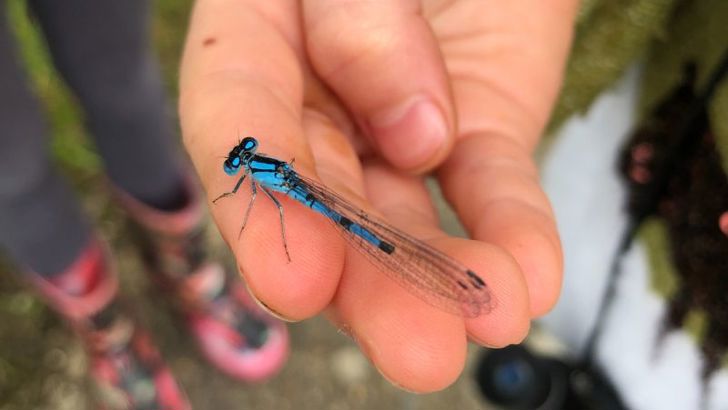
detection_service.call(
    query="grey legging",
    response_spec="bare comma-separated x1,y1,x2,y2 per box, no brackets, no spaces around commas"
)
0,0,184,275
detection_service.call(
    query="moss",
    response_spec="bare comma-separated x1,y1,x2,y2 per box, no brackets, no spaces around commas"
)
640,219,711,344
549,0,678,134
640,0,728,174
640,217,679,298
683,309,708,342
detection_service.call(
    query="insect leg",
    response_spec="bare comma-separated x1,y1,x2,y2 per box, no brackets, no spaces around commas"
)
213,172,247,203
261,186,291,262
238,178,257,239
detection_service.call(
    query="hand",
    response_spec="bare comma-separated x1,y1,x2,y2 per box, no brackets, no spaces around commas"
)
179,0,575,392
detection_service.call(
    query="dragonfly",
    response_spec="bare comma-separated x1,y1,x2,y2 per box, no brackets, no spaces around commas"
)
213,136,493,317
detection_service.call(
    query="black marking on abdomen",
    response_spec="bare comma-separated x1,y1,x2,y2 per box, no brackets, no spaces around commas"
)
378,241,395,254
339,216,353,230
305,193,315,206
457,280,468,290
467,270,485,289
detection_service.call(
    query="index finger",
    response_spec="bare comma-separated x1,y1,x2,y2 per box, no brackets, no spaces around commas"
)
179,0,344,320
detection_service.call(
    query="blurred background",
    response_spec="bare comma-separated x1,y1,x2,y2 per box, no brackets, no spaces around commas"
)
0,1,491,409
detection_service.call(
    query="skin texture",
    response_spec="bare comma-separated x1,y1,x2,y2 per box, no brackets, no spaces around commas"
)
179,0,577,392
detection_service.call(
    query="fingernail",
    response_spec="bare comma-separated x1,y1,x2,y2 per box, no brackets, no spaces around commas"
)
346,331,414,392
367,96,449,170
240,267,298,322
256,298,298,323
468,333,504,349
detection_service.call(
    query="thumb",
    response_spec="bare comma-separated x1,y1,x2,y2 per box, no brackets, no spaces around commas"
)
303,0,454,172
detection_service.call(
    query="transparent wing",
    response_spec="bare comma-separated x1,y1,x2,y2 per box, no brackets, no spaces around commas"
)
292,174,494,318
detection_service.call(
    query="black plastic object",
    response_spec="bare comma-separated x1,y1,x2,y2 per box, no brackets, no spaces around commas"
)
475,345,628,410
475,345,566,409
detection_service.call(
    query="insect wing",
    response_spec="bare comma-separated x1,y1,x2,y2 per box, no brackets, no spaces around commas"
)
293,174,493,317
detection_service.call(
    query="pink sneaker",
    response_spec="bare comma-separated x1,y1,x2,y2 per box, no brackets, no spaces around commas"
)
115,180,289,382
28,239,190,410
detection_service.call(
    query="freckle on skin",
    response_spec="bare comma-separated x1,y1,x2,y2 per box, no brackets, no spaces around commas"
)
203,37,217,47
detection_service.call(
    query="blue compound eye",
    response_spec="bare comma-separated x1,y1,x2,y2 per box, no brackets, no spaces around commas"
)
223,157,241,176
242,137,258,152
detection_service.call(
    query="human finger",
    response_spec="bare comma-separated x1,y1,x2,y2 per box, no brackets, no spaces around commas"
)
303,0,456,172
179,0,344,320
325,162,530,391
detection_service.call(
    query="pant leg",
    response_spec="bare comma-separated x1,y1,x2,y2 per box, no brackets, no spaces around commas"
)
0,4,90,276
28,0,186,210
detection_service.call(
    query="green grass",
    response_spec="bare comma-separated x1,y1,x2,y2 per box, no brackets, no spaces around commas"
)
7,0,98,177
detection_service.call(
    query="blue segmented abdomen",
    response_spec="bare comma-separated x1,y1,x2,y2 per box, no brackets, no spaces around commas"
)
287,185,395,254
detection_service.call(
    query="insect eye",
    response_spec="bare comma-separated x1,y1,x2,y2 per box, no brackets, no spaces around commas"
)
223,159,240,176
242,137,258,152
